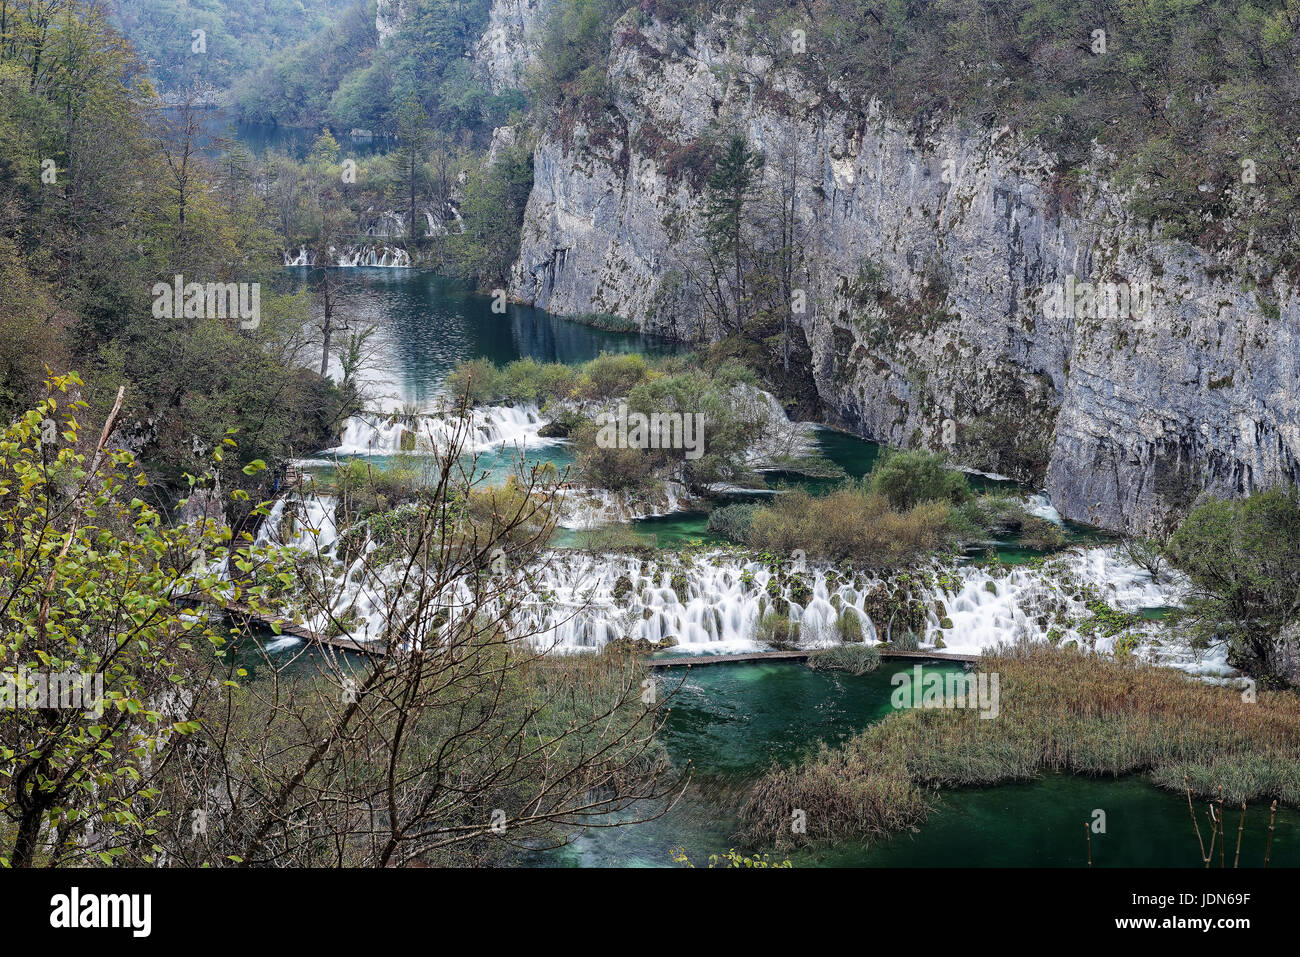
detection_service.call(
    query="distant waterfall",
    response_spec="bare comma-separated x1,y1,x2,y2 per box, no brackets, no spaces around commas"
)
557,483,693,528
283,244,412,268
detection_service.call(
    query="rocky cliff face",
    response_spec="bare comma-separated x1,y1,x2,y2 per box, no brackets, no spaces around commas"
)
376,0,414,45
474,0,552,92
507,15,1299,534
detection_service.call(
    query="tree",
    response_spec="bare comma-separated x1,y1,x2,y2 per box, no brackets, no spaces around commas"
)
769,131,806,372
450,140,534,286
867,449,972,511
154,95,203,259
182,399,680,867
1168,487,1300,686
395,93,429,247
0,374,288,866
702,134,763,332
1,377,682,866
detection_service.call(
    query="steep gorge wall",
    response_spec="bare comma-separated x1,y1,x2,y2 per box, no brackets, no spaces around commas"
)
502,14,1298,533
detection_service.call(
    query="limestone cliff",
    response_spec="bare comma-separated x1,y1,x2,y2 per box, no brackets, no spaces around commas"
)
474,0,551,93
506,14,1300,534
376,0,413,45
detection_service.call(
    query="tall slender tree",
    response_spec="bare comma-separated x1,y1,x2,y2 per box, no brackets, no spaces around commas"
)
703,134,763,332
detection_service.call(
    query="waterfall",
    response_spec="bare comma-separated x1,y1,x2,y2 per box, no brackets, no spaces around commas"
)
255,488,1204,675
282,244,412,268
1025,492,1064,524
256,494,338,551
325,403,553,456
333,244,412,268
557,482,692,528
513,546,1192,657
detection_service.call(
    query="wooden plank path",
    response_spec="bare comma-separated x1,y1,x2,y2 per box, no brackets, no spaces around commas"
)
649,648,978,668
180,593,387,656
224,603,386,656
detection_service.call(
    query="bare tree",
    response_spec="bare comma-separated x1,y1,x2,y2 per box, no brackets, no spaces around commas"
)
154,93,203,259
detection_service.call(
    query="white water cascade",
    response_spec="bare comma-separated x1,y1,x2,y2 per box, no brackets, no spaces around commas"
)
325,403,555,456
254,489,1218,677
514,546,1193,658
557,483,693,528
283,244,412,268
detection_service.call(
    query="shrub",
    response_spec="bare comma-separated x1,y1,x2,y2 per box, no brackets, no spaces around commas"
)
572,523,657,556
836,609,867,643
443,358,504,405
756,612,798,648
807,644,881,676
1019,516,1065,550
705,502,760,542
331,455,423,522
747,486,956,568
579,352,654,400
572,421,655,491
867,449,971,510
444,357,577,406
1168,486,1300,686
890,630,921,651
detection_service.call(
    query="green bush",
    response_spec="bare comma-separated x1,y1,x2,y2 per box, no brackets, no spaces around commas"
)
836,609,867,643
747,486,957,568
807,644,882,676
580,352,654,401
1168,486,1300,686
867,449,971,511
757,612,799,649
444,358,505,406
890,631,921,652
706,502,760,542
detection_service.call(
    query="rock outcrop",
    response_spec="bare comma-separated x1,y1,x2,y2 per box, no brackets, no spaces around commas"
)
474,0,552,92
376,0,414,45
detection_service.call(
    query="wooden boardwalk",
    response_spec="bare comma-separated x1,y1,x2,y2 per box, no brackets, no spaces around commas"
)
181,594,387,656
649,648,978,668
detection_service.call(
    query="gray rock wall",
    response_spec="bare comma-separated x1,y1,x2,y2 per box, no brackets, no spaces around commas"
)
507,15,1299,533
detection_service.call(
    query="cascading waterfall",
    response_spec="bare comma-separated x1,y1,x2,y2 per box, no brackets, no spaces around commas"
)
283,244,412,268
557,483,693,528
514,547,1193,658
325,403,553,456
255,489,1219,678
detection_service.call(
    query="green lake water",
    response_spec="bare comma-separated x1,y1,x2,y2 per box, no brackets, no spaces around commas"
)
543,660,1300,868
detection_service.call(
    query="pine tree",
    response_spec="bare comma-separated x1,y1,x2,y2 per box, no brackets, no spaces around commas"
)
703,134,763,331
